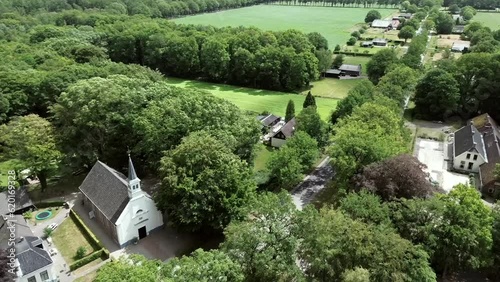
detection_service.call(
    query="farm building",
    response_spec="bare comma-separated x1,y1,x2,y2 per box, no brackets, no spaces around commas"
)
339,64,362,76
399,13,412,19
451,114,500,199
270,118,296,148
371,19,392,29
451,41,470,52
452,25,465,34
372,38,388,46
79,155,164,248
361,41,373,47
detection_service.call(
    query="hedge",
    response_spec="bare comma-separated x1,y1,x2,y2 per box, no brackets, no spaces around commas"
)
69,209,103,250
333,51,374,57
35,201,65,208
69,248,104,271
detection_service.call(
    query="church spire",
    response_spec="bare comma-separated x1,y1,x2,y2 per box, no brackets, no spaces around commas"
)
127,150,142,199
128,152,138,181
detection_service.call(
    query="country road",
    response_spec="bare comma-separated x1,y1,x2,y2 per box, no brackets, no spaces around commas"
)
291,157,333,210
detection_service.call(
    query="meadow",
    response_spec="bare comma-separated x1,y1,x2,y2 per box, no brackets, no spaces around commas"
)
173,5,397,48
474,12,500,29
165,77,338,120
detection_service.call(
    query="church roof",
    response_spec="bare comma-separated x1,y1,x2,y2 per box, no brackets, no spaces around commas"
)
79,161,130,223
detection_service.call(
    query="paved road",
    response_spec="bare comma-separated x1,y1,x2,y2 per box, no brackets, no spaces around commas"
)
291,157,333,210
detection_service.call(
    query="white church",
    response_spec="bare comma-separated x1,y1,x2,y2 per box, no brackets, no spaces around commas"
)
79,155,164,248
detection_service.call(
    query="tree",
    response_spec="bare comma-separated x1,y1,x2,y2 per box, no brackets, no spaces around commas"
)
75,246,86,260
302,91,316,108
334,44,341,52
366,48,399,84
43,227,53,239
434,12,454,34
285,99,295,122
331,80,374,124
342,267,370,282
284,131,319,170
490,203,500,279
353,154,438,200
200,37,230,81
433,184,493,277
365,10,381,23
0,249,16,282
307,32,328,50
315,49,333,75
156,131,256,232
339,191,392,226
0,115,62,191
346,37,357,46
375,64,419,107
222,191,303,281
332,54,344,68
413,69,460,120
423,19,436,31
350,31,361,39
398,26,416,43
461,6,476,21
449,4,460,14
161,249,244,281
95,255,164,281
297,207,436,281
296,106,327,146
266,146,303,190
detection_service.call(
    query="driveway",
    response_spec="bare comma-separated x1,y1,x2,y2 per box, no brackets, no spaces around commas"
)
414,138,469,192
291,157,333,210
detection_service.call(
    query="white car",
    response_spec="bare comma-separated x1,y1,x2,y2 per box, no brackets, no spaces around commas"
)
49,249,57,256
48,223,58,231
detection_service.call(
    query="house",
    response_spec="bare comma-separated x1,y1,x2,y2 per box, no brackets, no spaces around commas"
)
257,114,281,133
324,68,342,78
270,118,296,148
371,19,392,29
391,19,400,29
470,114,500,198
0,186,35,216
79,155,164,248
339,64,362,76
360,41,373,47
452,124,487,172
451,41,470,52
372,38,388,46
0,216,56,282
452,14,463,23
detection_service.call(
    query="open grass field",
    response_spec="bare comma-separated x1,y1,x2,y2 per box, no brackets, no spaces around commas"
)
305,78,367,99
172,5,396,48
52,217,96,263
474,12,500,29
165,77,338,120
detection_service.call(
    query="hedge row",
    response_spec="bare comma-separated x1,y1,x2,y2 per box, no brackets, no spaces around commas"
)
69,209,103,250
333,51,374,57
35,201,66,208
69,248,108,271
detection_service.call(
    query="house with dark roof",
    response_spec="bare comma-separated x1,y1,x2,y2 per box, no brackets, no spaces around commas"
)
79,155,164,248
339,64,362,76
258,114,281,134
452,124,487,172
0,215,55,282
0,186,35,216
270,118,296,148
372,38,388,47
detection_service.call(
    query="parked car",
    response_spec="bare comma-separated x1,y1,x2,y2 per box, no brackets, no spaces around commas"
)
48,223,58,231
49,249,57,256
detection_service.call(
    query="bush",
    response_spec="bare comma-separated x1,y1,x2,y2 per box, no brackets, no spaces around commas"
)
69,249,104,271
43,227,53,239
36,201,65,208
334,44,341,52
351,31,361,39
347,37,357,46
23,211,32,220
75,246,86,260
69,209,103,250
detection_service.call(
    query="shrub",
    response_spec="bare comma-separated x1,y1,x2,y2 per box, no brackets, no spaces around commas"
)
43,227,53,238
75,246,86,260
359,28,365,34
23,211,32,220
334,44,341,52
69,249,104,271
347,37,357,46
351,31,361,39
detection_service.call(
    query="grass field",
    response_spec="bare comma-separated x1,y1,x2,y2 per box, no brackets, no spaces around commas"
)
305,78,367,99
474,12,500,29
172,5,397,48
52,217,96,263
165,77,338,120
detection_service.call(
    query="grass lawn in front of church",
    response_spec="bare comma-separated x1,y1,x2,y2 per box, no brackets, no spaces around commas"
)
52,216,96,263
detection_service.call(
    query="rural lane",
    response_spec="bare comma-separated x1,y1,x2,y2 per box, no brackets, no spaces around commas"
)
290,157,333,210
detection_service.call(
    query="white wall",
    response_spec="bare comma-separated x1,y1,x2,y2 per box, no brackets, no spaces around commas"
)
453,152,485,172
116,194,163,246
18,263,54,282
271,138,287,148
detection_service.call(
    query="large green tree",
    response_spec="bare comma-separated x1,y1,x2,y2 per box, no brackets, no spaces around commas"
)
366,49,399,84
0,115,62,191
222,191,303,282
398,26,416,43
364,10,381,23
375,64,419,107
330,80,375,124
267,146,303,190
156,131,256,232
200,37,230,82
284,131,319,170
413,69,460,120
285,99,295,122
295,106,328,146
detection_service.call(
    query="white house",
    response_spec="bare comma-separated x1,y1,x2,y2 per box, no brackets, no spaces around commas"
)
79,155,164,248
270,118,296,148
452,124,487,172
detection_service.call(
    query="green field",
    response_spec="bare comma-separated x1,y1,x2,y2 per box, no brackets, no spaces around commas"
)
172,5,397,48
474,12,500,29
306,78,367,99
165,77,338,120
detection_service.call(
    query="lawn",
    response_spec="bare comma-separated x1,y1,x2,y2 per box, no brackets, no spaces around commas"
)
164,77,338,120
474,12,500,29
305,78,368,99
52,217,96,263
172,5,397,48
253,144,275,172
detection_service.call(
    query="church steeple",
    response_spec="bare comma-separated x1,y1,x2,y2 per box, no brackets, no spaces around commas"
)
127,152,142,199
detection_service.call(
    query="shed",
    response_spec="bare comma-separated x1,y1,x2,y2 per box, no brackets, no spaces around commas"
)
361,41,373,47
372,38,388,46
451,41,470,52
339,64,362,76
371,19,392,29
399,13,412,19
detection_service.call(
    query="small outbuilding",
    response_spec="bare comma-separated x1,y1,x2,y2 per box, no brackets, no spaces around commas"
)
452,25,465,34
339,64,362,77
451,41,470,52
372,38,388,46
399,13,412,19
371,19,392,29
361,41,373,47
324,68,342,78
